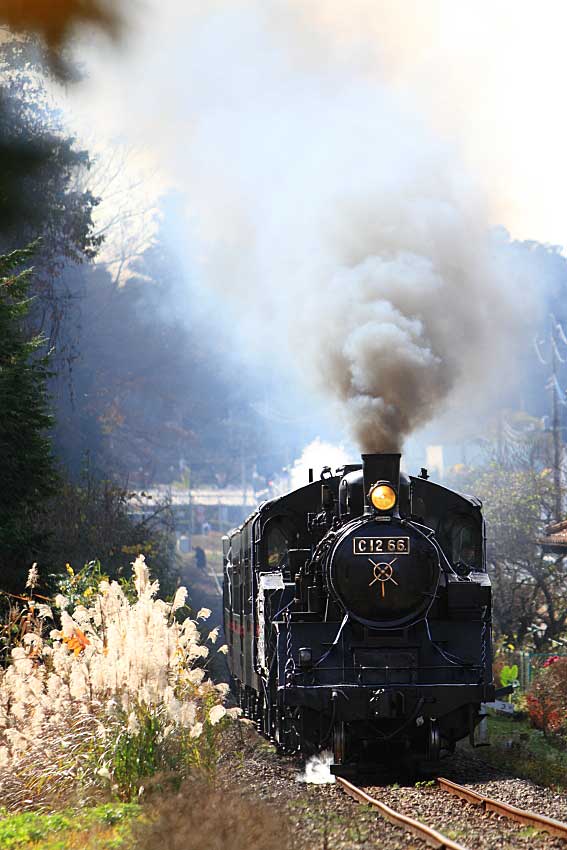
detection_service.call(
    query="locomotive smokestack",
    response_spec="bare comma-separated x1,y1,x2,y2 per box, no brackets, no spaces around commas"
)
362,453,401,504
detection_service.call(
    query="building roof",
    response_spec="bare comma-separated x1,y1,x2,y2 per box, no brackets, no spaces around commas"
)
538,519,567,550
133,487,259,508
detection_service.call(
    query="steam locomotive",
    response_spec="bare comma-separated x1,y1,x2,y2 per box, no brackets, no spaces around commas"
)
222,453,497,774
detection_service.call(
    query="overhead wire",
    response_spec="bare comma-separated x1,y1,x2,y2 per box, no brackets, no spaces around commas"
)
556,322,567,347
534,337,548,365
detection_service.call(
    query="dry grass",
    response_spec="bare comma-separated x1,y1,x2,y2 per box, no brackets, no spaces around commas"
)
133,778,291,850
0,711,108,812
0,556,235,808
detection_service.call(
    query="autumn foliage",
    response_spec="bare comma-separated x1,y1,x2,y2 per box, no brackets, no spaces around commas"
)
0,1,121,51
526,656,567,736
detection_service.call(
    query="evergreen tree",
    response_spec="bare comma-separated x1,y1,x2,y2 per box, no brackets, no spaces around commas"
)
0,245,56,590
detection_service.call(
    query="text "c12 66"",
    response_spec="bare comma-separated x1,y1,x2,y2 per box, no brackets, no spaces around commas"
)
352,537,410,555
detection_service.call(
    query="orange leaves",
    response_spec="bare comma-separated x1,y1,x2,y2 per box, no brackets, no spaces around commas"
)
0,1,120,51
62,628,90,656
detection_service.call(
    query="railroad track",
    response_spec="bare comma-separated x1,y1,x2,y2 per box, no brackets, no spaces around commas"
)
437,777,567,841
337,776,468,850
337,775,567,849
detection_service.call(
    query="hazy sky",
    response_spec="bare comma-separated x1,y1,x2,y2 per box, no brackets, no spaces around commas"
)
343,0,567,249
61,1,566,459
71,0,567,251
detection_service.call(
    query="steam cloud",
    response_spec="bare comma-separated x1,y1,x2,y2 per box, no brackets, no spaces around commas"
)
79,2,541,451
296,750,335,784
288,439,350,491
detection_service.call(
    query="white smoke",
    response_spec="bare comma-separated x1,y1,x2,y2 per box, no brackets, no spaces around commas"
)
296,750,335,784
74,1,543,451
289,439,352,491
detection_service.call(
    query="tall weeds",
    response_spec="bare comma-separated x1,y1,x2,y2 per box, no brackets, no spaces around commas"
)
0,556,235,809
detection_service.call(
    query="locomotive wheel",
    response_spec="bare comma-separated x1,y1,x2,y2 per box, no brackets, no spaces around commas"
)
333,721,346,764
262,703,269,737
275,706,287,754
426,718,441,761
285,707,302,754
255,693,264,731
274,706,297,754
299,707,319,756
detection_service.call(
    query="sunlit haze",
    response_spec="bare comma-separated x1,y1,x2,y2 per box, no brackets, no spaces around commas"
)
71,0,567,251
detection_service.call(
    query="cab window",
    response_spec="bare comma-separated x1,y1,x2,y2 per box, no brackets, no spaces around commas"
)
446,515,481,569
263,516,298,570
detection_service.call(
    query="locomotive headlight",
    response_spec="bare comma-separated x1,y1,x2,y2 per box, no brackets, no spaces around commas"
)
369,483,397,512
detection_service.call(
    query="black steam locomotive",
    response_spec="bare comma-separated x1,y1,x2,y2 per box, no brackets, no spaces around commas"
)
223,453,497,773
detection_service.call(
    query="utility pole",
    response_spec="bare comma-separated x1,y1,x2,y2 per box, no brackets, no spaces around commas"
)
496,410,504,466
537,316,567,522
551,318,563,522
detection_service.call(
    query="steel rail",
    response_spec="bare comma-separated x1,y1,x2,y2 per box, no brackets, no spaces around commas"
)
438,776,567,839
336,776,470,850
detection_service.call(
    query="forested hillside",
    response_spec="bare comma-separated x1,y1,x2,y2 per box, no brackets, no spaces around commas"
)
0,31,311,593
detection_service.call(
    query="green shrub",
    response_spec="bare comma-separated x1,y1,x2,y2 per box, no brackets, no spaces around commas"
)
500,664,519,689
99,700,227,801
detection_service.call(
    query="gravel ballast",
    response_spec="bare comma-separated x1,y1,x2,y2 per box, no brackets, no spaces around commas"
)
365,782,566,850
218,721,428,850
443,750,567,824
217,722,567,849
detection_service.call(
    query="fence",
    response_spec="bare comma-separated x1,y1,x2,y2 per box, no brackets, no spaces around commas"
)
496,651,567,690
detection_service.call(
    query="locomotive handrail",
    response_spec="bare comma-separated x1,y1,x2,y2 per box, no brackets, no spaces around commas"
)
292,663,483,674
281,681,488,690
313,613,349,667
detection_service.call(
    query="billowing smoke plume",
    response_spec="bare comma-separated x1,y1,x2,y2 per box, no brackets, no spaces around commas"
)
76,2,542,451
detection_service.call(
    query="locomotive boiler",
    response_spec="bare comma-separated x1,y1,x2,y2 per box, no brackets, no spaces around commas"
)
223,453,497,773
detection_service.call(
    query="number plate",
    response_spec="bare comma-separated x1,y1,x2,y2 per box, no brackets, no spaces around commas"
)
353,536,410,555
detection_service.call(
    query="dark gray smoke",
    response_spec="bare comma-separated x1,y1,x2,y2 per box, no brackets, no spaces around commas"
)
76,2,542,451
305,234,534,451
